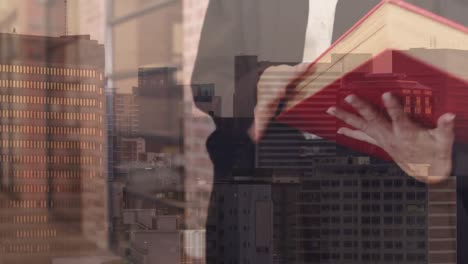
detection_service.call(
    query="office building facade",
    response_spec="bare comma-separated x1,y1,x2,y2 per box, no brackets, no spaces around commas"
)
0,33,107,262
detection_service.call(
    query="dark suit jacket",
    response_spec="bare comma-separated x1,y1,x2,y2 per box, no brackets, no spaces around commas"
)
192,0,468,262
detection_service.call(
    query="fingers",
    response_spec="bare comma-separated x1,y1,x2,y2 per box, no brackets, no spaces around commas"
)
257,66,289,111
433,113,456,143
292,63,311,75
263,64,296,85
254,65,296,142
337,127,379,146
382,92,411,126
327,106,367,131
344,95,379,122
287,63,311,98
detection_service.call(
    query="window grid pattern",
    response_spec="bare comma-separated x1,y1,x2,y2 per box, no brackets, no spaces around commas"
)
0,125,100,136
0,79,100,93
13,170,98,180
0,155,97,165
0,94,98,107
0,64,101,79
0,140,100,150
0,110,100,121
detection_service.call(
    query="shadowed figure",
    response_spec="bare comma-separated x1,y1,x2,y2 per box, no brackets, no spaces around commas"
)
191,0,468,263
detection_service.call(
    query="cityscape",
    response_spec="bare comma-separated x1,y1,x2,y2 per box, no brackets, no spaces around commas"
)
0,1,466,264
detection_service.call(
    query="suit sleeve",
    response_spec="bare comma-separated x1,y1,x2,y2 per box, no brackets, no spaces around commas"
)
452,143,468,263
191,0,257,179
190,0,247,114
192,1,306,180
205,119,256,179
452,144,468,177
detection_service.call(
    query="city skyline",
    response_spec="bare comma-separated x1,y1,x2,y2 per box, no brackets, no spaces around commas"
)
0,1,467,264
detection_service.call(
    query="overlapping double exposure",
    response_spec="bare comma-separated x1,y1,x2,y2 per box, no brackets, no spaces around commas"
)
0,1,467,264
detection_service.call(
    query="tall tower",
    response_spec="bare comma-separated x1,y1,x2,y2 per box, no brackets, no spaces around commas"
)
0,33,106,263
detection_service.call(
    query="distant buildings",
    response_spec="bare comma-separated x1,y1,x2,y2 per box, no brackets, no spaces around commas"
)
114,94,139,138
113,67,183,156
0,33,107,261
113,66,185,174
112,66,193,256
296,151,424,263
205,176,299,264
123,213,205,264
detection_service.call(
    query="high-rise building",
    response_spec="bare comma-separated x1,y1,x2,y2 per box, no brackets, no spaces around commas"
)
134,67,183,139
136,67,178,97
297,152,416,263
296,146,457,264
0,33,106,263
206,176,299,264
114,93,139,137
113,66,184,167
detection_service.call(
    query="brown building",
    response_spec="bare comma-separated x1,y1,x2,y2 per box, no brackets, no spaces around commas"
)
114,93,139,137
113,67,184,165
0,33,107,263
133,67,183,139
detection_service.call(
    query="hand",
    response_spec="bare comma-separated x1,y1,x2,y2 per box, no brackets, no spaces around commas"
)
327,93,455,184
248,64,309,142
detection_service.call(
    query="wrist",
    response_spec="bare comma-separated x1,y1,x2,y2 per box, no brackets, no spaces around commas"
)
247,123,258,143
249,106,273,143
407,162,451,184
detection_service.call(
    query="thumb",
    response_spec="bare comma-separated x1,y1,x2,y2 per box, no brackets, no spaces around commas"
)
433,113,456,143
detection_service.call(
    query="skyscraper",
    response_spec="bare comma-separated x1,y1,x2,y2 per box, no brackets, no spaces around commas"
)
0,33,106,263
205,176,299,264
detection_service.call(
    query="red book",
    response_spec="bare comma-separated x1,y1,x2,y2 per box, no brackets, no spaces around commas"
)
275,0,468,160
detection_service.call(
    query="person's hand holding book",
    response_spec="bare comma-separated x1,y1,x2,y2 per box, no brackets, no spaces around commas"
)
327,93,455,184
248,64,308,142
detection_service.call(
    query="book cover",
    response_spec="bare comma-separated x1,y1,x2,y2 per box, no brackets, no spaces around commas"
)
276,0,468,160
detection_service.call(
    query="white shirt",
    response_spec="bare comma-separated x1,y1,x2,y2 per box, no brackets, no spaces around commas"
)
302,0,338,139
303,0,339,62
